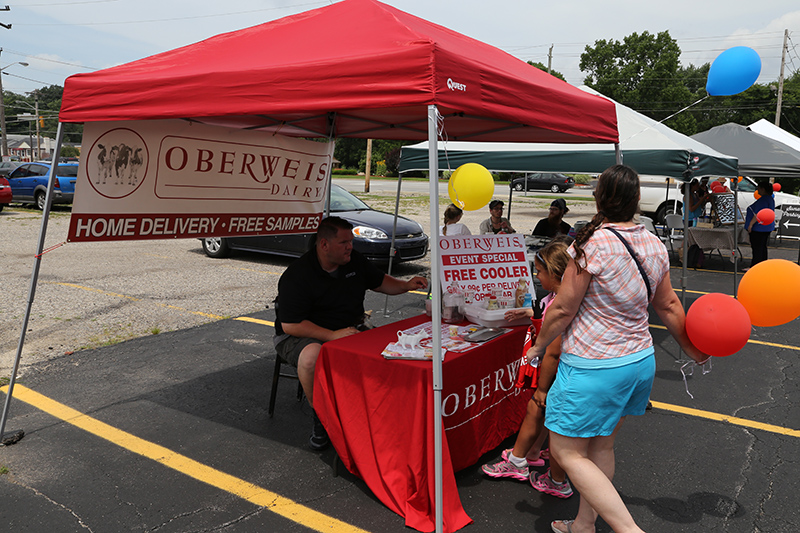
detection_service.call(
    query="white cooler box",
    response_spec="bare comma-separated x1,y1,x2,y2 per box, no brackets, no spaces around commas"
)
464,303,531,328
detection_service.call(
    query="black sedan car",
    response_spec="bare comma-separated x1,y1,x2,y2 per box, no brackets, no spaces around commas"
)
201,184,429,265
509,173,575,193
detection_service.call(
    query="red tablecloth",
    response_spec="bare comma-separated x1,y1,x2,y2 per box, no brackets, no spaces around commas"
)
314,315,530,533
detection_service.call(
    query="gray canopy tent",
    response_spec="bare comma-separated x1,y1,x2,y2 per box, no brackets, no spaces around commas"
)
691,123,800,178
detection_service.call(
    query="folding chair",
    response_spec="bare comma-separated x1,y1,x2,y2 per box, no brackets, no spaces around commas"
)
268,298,304,418
664,214,685,258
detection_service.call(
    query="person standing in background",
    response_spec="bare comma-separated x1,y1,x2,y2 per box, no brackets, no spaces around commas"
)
744,182,775,270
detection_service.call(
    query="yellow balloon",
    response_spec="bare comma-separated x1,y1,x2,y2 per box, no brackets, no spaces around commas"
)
448,163,494,211
738,259,800,327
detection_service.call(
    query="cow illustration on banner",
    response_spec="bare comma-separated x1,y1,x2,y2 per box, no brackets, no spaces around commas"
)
69,120,335,242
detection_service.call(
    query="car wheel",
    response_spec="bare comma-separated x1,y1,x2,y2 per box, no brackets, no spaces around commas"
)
0,204,4,212
513,183,524,191
550,184,560,193
35,191,47,210
655,203,682,225
202,237,230,258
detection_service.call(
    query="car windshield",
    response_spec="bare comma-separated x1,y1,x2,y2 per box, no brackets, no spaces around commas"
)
329,185,370,212
736,179,755,193
57,165,79,177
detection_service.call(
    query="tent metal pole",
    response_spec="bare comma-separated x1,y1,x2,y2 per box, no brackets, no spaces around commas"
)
1,122,65,445
680,183,689,309
614,143,621,165
506,184,513,220
428,105,444,533
733,182,740,278
383,175,403,317
324,113,336,218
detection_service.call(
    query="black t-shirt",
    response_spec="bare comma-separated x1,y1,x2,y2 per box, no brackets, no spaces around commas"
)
532,218,571,238
275,249,385,337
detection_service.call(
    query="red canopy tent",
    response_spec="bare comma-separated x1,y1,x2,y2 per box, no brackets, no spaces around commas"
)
59,0,616,144
4,1,619,532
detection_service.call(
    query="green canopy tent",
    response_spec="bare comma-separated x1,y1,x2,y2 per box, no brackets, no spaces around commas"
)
399,86,738,179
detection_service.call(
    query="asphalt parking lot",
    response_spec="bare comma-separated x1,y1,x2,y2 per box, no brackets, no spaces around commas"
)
2,196,800,532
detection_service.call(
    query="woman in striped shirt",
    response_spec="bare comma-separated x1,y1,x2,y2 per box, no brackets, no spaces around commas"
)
529,165,709,533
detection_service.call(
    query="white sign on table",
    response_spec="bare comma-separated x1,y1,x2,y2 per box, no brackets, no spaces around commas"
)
438,234,534,304
780,204,800,238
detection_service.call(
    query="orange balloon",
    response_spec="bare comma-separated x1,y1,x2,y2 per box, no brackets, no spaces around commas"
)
754,190,761,200
738,259,800,327
738,176,743,182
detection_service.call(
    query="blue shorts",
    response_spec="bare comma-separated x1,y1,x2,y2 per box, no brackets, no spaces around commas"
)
544,356,655,438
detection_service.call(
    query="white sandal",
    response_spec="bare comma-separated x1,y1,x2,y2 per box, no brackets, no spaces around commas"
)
551,519,575,533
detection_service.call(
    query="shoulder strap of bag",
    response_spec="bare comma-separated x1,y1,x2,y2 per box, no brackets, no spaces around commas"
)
604,227,652,300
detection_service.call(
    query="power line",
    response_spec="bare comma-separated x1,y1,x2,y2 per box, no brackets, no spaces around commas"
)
13,1,327,26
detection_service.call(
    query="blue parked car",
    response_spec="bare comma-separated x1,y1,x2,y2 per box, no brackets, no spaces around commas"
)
6,162,79,209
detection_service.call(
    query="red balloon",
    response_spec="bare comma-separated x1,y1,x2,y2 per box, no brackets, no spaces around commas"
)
756,208,775,225
711,182,724,193
773,183,781,192
686,293,751,357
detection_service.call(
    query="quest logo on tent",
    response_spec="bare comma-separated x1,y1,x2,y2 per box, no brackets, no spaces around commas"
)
447,78,467,92
85,128,149,199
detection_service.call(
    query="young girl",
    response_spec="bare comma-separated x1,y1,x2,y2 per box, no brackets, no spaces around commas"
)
481,237,573,498
441,203,472,235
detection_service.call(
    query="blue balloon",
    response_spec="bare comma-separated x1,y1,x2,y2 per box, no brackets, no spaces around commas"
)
706,46,761,96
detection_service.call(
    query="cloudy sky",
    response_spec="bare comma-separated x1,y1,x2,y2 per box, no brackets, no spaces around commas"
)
4,0,799,102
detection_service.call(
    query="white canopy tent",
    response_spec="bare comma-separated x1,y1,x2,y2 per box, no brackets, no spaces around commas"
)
749,119,800,153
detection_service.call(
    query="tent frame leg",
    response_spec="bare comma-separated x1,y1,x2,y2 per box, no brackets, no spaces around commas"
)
1,122,65,445
427,105,444,533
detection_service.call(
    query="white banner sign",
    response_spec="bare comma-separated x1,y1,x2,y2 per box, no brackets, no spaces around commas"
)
68,120,334,242
438,234,533,302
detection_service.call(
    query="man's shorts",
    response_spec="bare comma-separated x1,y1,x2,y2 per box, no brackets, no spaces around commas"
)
544,355,655,438
275,336,322,367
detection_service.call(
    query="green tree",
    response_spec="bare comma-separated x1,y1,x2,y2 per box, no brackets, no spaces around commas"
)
580,30,693,123
4,85,83,145
526,61,565,82
334,138,413,176
60,145,80,157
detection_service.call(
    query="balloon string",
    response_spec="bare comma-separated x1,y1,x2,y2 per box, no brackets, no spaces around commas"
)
436,109,453,173
678,358,712,399
621,95,710,144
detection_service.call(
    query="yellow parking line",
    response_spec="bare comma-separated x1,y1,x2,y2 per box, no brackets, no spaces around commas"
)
155,304,227,320
1,384,368,533
235,317,275,327
648,324,800,351
650,400,800,438
48,282,140,301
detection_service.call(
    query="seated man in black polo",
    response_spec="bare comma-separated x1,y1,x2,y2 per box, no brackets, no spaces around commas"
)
532,198,571,238
274,216,428,450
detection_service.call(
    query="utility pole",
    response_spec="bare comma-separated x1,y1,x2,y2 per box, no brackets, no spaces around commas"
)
547,45,553,74
775,29,788,127
364,138,372,192
32,90,40,160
